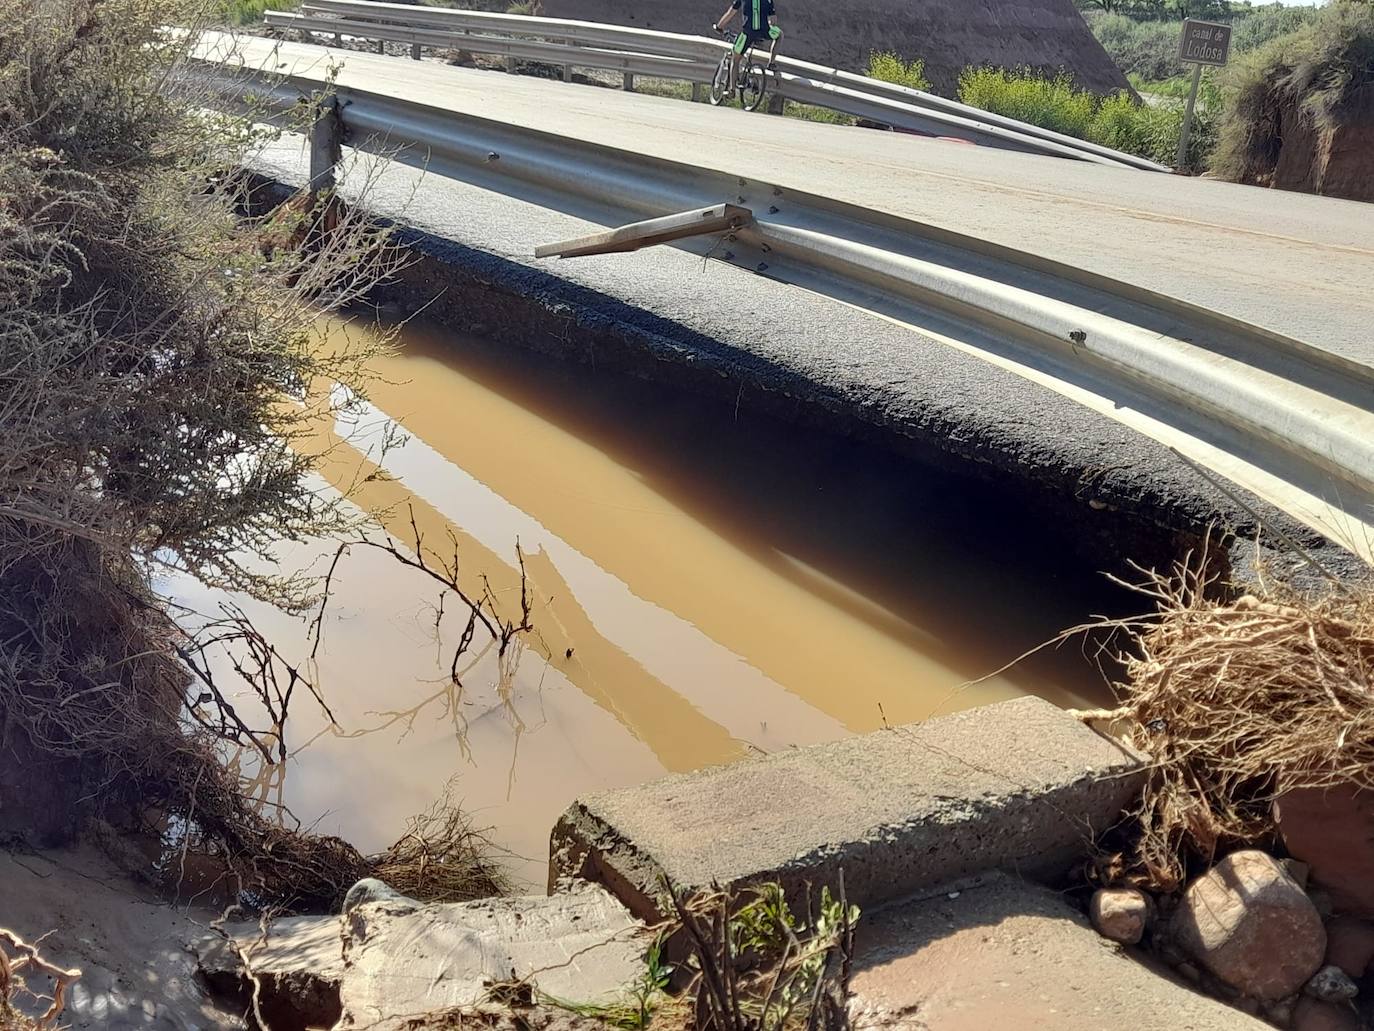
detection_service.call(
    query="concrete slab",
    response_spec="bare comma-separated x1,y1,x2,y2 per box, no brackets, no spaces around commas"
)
338,881,649,1027
848,872,1266,1030
550,696,1145,919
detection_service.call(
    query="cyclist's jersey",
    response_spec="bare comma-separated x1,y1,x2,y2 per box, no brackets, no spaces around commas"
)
731,0,776,40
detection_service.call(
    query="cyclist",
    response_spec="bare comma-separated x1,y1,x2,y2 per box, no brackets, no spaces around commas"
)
714,0,782,93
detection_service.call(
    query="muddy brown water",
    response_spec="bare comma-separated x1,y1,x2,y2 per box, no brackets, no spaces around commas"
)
166,315,1122,888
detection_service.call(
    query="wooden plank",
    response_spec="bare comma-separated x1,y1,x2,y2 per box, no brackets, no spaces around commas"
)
535,203,752,259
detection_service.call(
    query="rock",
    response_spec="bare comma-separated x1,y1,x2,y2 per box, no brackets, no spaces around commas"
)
1172,850,1327,1001
1305,965,1359,1003
1090,887,1151,945
1324,917,1374,979
1293,997,1360,1031
1283,859,1312,889
1264,997,1296,1027
1276,785,1374,919
341,877,420,915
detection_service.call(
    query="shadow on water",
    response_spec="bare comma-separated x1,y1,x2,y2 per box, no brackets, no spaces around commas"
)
383,315,1134,708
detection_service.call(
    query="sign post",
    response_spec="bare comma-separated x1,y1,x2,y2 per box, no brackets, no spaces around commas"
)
1176,18,1232,169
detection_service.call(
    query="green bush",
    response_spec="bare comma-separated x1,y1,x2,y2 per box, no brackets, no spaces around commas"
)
1087,90,1147,152
867,51,932,92
954,67,1215,170
957,67,1097,138
1088,12,1187,81
1230,4,1323,54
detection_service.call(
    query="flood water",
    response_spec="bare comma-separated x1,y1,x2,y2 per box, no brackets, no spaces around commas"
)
167,315,1120,887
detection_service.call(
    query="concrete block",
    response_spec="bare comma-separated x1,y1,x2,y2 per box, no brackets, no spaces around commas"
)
550,697,1145,919
199,883,649,1029
339,881,648,1026
848,872,1266,1030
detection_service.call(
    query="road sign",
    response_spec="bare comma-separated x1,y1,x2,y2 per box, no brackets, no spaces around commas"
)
1178,19,1232,67
1175,19,1231,170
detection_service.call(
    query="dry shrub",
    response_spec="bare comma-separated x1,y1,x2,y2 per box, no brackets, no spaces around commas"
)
1104,551,1374,891
371,779,512,903
0,0,513,913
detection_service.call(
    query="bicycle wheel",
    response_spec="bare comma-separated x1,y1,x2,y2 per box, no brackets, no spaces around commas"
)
740,61,768,112
709,57,732,106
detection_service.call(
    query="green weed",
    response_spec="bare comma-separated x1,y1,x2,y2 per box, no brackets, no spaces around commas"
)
543,932,674,1030
867,51,931,92
958,67,1098,138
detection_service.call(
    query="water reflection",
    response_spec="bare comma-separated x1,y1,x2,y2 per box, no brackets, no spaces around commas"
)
164,314,1119,888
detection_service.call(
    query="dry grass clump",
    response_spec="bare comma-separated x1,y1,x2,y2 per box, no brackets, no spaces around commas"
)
371,781,512,903
1103,554,1374,891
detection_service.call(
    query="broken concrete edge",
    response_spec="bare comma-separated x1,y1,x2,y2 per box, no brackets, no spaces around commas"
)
549,697,1149,924
237,169,1368,593
196,881,655,1028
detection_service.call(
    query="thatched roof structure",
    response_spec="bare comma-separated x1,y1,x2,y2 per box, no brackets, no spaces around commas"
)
541,0,1132,96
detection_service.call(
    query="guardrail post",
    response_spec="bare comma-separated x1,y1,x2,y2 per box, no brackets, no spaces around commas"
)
506,54,516,74
411,41,422,60
767,93,784,115
308,95,342,194
332,31,342,47
623,72,634,92
375,38,385,54
692,82,706,103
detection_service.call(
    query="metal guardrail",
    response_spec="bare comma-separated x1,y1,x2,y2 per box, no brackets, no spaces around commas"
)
194,44,1374,528
262,0,1168,171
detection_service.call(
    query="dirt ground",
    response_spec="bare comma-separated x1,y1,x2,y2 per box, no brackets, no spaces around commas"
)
0,847,239,1030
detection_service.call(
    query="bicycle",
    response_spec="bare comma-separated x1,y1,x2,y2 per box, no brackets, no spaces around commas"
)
709,28,772,112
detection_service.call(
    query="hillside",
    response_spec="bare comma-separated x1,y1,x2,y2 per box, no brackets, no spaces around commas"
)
542,0,1133,95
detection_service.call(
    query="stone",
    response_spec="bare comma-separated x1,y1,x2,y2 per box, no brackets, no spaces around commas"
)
341,877,420,914
1276,785,1374,919
337,880,649,1028
551,697,1147,920
1293,997,1360,1031
1284,859,1312,889
847,872,1268,1030
1305,965,1359,1003
1090,887,1151,945
1172,850,1327,1001
1324,917,1374,979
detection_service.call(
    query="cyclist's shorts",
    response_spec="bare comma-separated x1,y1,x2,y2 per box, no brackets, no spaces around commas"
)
733,27,776,53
